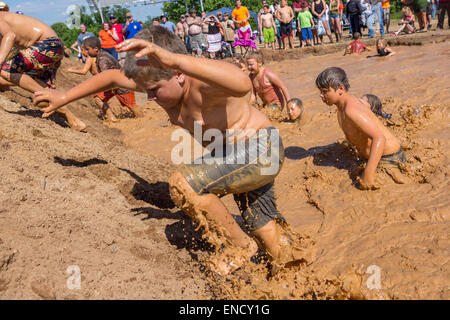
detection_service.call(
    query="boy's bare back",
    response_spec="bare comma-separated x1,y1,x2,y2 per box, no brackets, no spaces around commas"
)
0,12,57,48
338,95,400,159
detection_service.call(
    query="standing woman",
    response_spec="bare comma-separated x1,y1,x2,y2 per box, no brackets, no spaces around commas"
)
98,22,119,60
312,0,334,43
328,0,342,41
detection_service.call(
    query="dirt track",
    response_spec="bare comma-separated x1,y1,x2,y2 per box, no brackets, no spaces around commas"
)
0,30,449,300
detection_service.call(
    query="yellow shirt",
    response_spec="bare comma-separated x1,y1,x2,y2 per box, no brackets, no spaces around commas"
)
232,6,250,28
382,0,391,9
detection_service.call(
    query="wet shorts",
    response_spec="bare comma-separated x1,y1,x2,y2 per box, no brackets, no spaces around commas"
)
1,37,64,88
180,127,286,231
279,22,293,38
94,89,136,108
380,147,406,166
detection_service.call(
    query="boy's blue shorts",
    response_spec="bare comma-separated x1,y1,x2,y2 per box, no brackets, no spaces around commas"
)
301,27,313,40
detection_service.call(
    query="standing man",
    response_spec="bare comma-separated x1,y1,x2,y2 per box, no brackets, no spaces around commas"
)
276,0,294,50
232,0,252,35
123,12,143,39
186,8,205,56
110,14,126,65
371,0,385,36
160,14,176,33
70,24,94,63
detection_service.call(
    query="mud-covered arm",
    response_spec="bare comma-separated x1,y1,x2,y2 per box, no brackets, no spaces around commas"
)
67,56,95,75
0,21,16,66
265,69,290,111
116,39,252,97
346,106,386,185
33,69,137,115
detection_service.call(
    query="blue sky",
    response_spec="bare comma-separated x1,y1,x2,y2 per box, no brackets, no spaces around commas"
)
8,0,164,26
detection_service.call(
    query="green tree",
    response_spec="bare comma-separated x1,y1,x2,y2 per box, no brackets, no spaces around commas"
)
51,22,80,48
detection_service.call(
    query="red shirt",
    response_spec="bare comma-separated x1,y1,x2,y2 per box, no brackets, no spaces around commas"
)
349,40,367,54
112,23,124,43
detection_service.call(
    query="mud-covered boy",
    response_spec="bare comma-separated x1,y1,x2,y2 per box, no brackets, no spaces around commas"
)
34,26,291,275
315,67,406,189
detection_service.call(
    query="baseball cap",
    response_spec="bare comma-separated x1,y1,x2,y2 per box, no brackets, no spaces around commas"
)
109,14,116,19
0,2,7,9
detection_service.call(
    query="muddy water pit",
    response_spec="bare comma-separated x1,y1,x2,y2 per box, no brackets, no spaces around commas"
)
107,40,450,299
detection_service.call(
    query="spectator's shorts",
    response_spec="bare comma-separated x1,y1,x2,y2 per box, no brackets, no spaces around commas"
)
301,27,313,40
383,8,391,21
413,0,428,13
263,27,275,43
189,33,205,52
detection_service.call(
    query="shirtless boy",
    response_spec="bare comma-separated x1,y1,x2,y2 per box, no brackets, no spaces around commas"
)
247,52,291,111
276,0,295,50
260,5,277,50
34,26,289,276
0,11,86,131
67,37,143,121
315,67,406,190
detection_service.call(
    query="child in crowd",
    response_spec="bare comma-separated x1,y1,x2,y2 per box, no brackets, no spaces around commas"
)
297,1,315,47
315,67,406,189
260,5,277,50
376,38,396,56
361,94,392,119
0,11,86,131
247,52,291,110
67,37,143,121
34,26,292,276
344,32,370,55
391,6,416,36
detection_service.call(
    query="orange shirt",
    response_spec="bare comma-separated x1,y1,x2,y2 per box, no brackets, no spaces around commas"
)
382,0,391,9
232,6,250,28
98,30,116,49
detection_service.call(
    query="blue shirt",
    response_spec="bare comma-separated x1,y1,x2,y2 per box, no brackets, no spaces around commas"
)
77,32,95,46
161,21,176,33
123,21,143,39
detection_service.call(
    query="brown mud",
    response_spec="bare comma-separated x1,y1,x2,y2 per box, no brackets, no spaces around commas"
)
0,31,449,299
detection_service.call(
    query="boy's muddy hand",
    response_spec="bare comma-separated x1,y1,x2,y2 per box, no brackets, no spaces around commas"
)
357,176,380,190
116,39,176,69
33,88,66,118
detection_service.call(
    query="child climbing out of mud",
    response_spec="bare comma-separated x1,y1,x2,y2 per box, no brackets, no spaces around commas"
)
0,11,86,131
344,32,370,55
315,67,407,190
66,37,143,121
247,52,291,111
34,26,298,276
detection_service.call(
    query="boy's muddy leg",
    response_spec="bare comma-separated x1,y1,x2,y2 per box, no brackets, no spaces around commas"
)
251,220,281,260
1,71,87,131
93,96,118,122
169,171,258,275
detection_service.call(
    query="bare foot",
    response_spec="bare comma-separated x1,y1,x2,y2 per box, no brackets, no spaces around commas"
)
70,119,87,132
131,107,144,118
207,241,258,276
